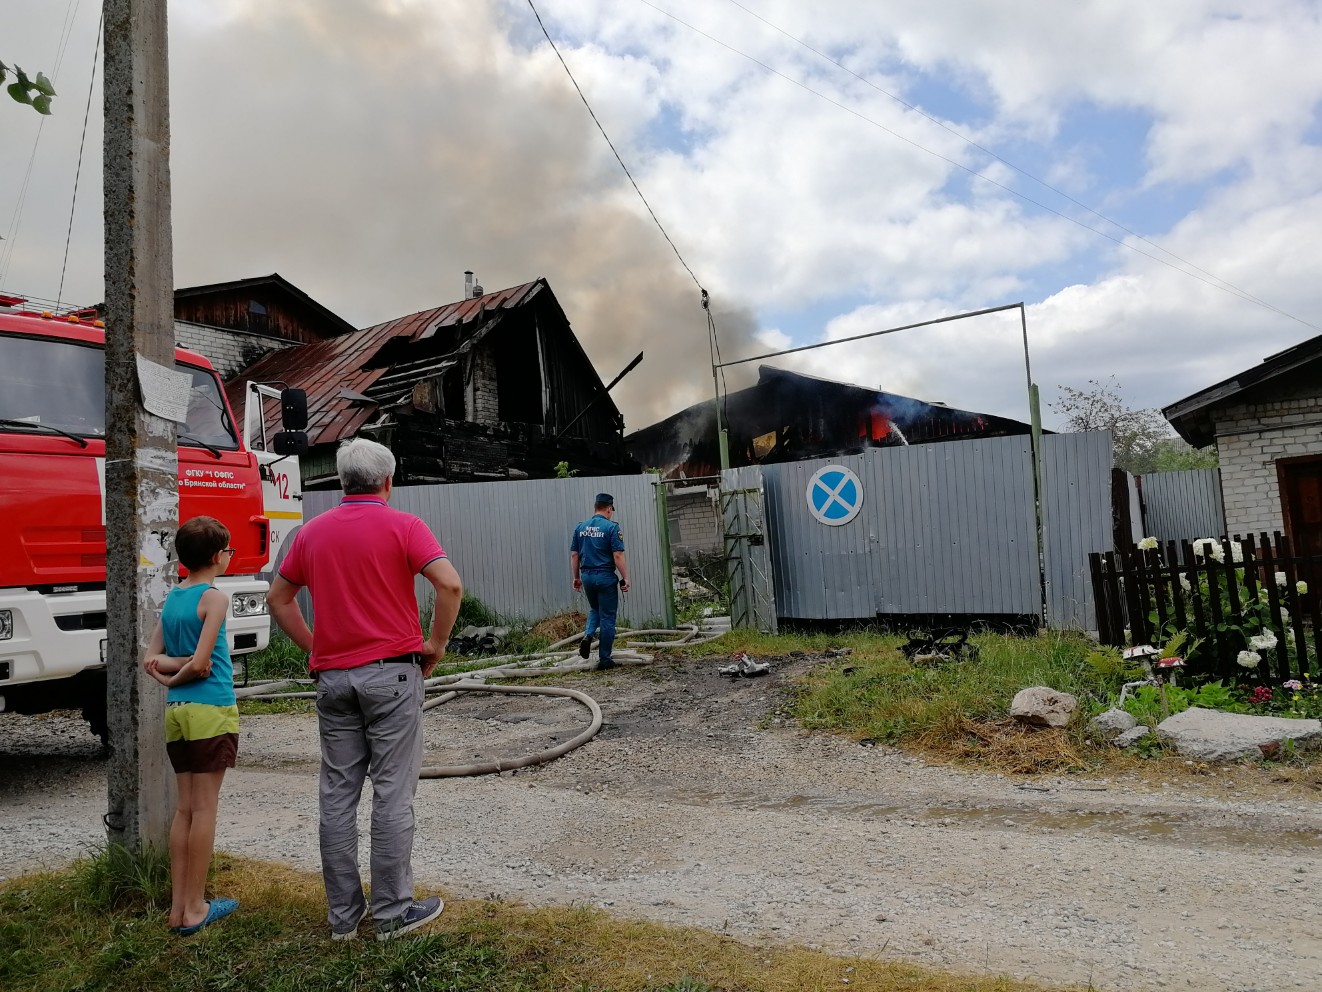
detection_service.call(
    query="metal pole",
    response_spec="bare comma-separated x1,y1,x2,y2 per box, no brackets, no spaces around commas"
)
104,0,177,851
703,289,731,471
1020,304,1047,626
653,478,676,628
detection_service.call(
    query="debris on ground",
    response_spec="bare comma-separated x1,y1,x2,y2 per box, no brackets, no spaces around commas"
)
900,628,980,664
718,653,771,678
447,625,512,655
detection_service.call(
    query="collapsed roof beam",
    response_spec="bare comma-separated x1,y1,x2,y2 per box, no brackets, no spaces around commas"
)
554,351,643,441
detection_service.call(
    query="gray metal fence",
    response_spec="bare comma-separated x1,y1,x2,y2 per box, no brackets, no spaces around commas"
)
1041,431,1116,628
729,431,1114,628
1140,468,1226,545
295,473,672,627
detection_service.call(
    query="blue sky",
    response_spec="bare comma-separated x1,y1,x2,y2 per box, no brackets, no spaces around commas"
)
4,0,1322,428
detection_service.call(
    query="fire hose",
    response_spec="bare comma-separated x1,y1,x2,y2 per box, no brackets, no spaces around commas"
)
234,618,731,777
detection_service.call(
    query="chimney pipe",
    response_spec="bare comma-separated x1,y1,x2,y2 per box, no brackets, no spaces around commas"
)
464,270,473,299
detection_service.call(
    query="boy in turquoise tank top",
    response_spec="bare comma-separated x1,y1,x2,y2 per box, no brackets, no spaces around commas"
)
142,515,240,936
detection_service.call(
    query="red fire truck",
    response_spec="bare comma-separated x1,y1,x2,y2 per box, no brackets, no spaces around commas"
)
0,307,305,740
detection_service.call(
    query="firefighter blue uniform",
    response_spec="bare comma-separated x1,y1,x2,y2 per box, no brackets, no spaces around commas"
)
571,494,626,666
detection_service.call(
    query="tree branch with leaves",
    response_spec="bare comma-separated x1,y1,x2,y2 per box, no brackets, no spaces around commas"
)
1051,375,1217,475
2,60,56,114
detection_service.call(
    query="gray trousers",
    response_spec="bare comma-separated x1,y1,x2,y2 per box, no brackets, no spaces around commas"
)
315,662,423,930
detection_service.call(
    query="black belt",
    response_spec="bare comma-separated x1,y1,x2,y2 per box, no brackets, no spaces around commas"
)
310,653,420,681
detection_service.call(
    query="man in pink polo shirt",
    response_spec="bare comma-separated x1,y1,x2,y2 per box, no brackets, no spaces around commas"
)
267,438,462,943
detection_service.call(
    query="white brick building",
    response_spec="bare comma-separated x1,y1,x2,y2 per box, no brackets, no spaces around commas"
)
1164,336,1322,551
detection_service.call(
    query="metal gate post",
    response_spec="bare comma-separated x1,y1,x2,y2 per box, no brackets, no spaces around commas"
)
653,477,677,629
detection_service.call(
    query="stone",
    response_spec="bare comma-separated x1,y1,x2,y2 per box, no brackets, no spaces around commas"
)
1112,726,1151,748
1009,687,1079,728
1155,707,1322,761
1089,708,1138,739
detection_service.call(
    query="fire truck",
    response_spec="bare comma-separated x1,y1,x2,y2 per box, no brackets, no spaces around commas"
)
0,306,306,740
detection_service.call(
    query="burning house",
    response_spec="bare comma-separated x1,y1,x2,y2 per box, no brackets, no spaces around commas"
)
626,365,1036,561
627,365,1035,478
228,276,638,488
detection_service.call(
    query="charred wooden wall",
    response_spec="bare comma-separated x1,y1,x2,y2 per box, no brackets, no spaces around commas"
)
174,287,339,345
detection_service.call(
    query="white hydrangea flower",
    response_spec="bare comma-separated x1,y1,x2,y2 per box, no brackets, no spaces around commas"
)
1249,631,1277,652
1281,607,1291,624
1230,542,1246,563
1275,571,1288,587
1138,536,1158,551
1236,650,1261,668
1298,580,1309,596
1180,575,1192,593
1208,541,1226,563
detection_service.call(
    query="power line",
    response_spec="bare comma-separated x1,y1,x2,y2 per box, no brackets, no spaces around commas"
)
56,11,102,310
635,0,1318,332
524,0,734,418
524,0,703,294
721,0,1291,322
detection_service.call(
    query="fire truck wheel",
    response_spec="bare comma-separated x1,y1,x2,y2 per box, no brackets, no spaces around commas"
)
82,687,109,747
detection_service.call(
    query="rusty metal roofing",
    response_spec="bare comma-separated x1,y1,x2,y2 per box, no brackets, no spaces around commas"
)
226,278,546,447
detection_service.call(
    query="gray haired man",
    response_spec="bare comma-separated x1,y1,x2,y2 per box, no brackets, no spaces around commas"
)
268,438,462,941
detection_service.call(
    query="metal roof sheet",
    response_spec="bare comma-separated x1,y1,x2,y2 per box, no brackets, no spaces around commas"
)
227,279,545,446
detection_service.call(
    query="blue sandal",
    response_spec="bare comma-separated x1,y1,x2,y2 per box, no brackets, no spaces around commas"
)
172,897,239,936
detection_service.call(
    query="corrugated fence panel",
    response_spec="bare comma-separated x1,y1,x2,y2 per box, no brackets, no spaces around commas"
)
867,436,1038,616
293,474,668,626
759,455,875,619
1041,430,1114,630
1141,469,1225,545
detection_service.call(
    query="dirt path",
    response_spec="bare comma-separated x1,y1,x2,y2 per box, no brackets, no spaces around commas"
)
4,655,1321,991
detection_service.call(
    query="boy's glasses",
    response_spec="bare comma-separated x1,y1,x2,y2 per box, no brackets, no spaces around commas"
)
222,547,237,555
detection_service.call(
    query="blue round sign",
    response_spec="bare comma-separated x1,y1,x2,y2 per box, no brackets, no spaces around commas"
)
806,465,864,526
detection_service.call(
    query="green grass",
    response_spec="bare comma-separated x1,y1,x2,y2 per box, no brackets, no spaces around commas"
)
240,630,309,681
786,630,1111,744
0,852,1082,992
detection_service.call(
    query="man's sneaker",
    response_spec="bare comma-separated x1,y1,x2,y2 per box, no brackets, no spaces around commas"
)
375,896,444,942
330,905,371,942
578,635,594,659
596,658,617,671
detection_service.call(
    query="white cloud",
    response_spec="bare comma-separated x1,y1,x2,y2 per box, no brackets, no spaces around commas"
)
3,0,1321,435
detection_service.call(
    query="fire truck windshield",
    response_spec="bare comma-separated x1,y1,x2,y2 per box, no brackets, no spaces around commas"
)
0,331,239,448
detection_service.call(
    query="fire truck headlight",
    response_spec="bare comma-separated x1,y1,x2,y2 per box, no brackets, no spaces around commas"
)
231,594,268,618
0,609,12,640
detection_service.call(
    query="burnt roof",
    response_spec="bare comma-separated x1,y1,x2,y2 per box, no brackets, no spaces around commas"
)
227,279,550,446
1163,332,1322,447
174,272,358,338
627,365,1036,477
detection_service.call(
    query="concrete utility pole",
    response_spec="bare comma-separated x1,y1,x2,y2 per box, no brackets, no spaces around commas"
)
103,0,177,851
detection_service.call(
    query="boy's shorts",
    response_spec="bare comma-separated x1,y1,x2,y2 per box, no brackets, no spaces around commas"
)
165,702,240,774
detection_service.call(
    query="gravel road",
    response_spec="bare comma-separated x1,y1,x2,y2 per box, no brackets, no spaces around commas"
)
4,653,1321,991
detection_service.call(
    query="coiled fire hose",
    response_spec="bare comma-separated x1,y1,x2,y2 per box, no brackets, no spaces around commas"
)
235,619,730,777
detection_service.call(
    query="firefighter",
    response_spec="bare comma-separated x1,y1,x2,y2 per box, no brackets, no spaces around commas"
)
570,493,630,670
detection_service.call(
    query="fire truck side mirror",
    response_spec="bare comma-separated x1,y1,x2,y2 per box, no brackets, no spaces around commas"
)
280,388,308,431
273,431,309,456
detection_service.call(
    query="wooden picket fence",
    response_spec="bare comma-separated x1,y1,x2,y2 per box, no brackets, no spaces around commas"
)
1088,533,1321,681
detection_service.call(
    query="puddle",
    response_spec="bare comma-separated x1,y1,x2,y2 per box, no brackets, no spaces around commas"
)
617,787,1322,851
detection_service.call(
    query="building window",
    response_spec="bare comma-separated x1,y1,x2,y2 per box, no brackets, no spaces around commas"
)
248,299,269,333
